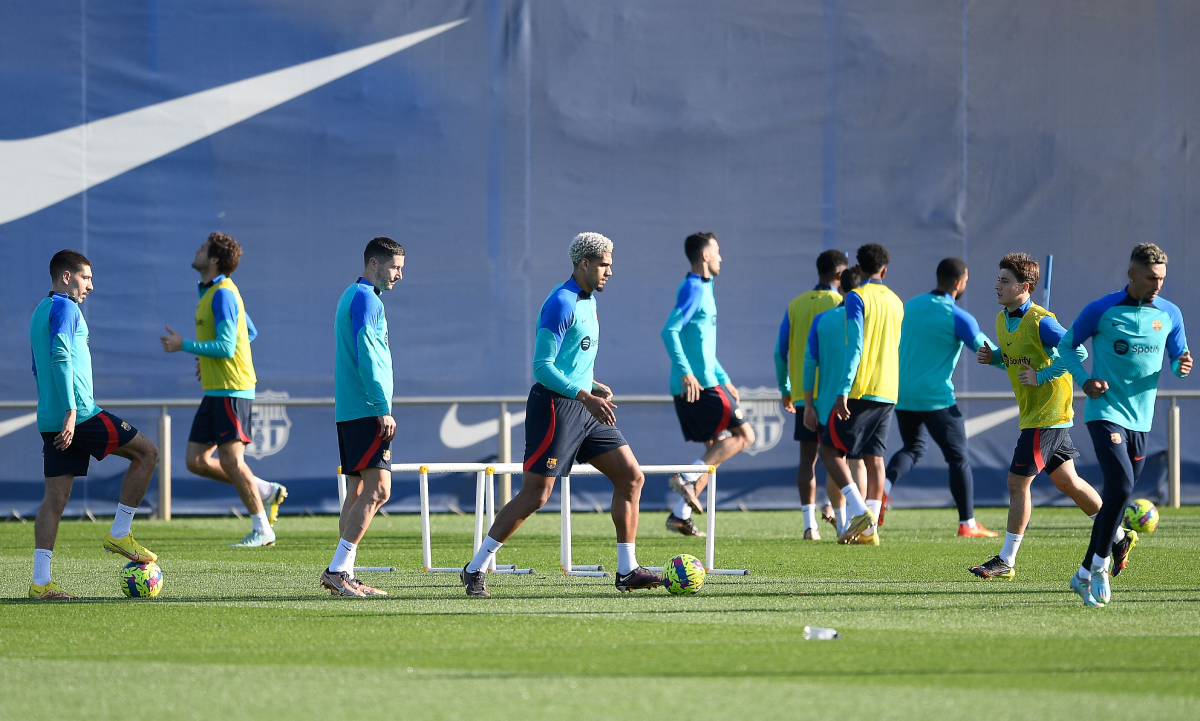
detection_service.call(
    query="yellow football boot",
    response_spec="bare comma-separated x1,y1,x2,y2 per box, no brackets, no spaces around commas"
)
847,529,880,545
266,483,289,526
837,509,877,544
103,532,158,563
29,580,75,599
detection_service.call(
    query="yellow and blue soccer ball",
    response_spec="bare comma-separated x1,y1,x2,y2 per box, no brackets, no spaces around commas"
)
1123,499,1159,534
662,553,706,595
120,561,163,598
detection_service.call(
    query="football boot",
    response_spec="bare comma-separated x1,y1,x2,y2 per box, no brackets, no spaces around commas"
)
103,532,157,563
969,555,1015,579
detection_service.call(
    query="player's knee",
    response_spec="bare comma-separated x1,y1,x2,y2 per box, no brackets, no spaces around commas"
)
134,438,159,467
738,425,756,448
370,484,391,506
618,471,644,499
1050,473,1072,492
185,455,206,474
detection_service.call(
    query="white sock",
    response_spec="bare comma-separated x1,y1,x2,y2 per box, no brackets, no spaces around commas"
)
33,549,52,586
681,459,706,484
802,504,816,531
1114,526,1126,542
617,542,638,575
960,518,977,528
255,477,274,501
1077,564,1091,581
1088,511,1099,520
110,503,136,539
841,483,869,518
673,498,692,520
865,499,882,519
251,511,271,535
999,532,1023,566
883,478,894,496
466,536,503,573
1091,554,1110,573
833,506,847,534
329,538,357,575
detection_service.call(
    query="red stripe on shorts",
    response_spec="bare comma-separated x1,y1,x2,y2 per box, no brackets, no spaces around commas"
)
224,398,252,443
828,407,848,453
524,397,557,471
714,386,732,435
1032,428,1046,473
98,412,120,459
355,431,384,473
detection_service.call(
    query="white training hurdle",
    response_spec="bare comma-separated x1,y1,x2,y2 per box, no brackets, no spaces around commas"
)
335,461,748,577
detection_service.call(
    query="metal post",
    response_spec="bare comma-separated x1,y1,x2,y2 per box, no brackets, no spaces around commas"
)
499,403,512,505
419,468,432,570
705,466,716,571
561,475,572,572
473,470,486,553
1169,399,1181,509
157,406,171,521
485,468,496,571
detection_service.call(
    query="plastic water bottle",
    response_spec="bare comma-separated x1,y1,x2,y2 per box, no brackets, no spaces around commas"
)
803,625,840,640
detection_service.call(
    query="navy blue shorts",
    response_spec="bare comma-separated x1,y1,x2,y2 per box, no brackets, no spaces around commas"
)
1009,427,1080,477
41,410,139,478
188,396,253,446
673,386,746,443
794,406,819,443
524,384,628,476
820,399,893,458
337,416,393,476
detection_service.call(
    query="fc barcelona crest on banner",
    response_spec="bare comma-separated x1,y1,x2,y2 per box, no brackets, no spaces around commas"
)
737,386,785,456
247,390,292,460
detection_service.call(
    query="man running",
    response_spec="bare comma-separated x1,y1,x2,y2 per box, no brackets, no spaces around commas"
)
820,244,904,545
661,232,756,537
29,250,160,599
462,232,660,596
776,249,848,540
1060,243,1190,606
885,258,997,538
160,232,286,547
319,237,405,597
970,253,1101,579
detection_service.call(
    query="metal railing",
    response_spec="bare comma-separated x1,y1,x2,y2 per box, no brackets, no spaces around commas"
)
3,389,1196,518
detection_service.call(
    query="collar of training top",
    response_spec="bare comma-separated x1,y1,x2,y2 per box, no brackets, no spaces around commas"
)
199,274,227,290
564,275,591,299
1006,298,1033,319
1120,287,1157,308
48,291,78,303
687,272,713,284
814,284,832,291
861,277,883,285
931,289,951,297
357,277,382,296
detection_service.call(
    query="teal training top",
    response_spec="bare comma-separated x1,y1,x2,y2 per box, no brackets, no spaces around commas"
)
1058,289,1189,432
661,273,730,396
896,291,991,412
30,292,102,433
533,277,599,398
334,278,393,422
802,304,849,426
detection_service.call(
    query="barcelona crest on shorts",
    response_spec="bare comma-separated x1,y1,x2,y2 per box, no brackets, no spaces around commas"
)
546,458,557,470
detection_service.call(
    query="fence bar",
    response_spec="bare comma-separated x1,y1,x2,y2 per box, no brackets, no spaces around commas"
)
1169,399,1181,508
157,407,171,521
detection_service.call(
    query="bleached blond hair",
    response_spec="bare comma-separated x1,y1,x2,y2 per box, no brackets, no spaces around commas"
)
568,232,613,266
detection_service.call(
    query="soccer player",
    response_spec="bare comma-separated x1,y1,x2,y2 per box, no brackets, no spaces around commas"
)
819,244,904,545
159,232,287,547
29,250,160,599
885,258,997,538
462,232,660,596
1059,243,1190,606
319,237,405,597
775,249,848,540
801,266,869,537
661,232,756,537
970,253,1101,579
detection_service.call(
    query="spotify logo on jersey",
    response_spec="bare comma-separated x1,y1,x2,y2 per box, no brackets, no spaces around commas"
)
1114,339,1129,355
580,336,592,350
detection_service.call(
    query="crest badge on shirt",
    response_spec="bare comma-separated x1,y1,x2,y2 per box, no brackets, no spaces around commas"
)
247,390,292,460
1152,320,1162,332
737,386,785,456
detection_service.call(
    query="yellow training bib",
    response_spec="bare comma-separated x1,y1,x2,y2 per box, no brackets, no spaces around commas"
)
787,288,841,399
995,303,1072,429
195,277,256,392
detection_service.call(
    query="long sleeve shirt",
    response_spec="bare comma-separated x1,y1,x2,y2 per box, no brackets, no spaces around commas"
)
334,278,393,422
533,277,600,399
895,291,991,412
661,273,729,396
30,292,101,432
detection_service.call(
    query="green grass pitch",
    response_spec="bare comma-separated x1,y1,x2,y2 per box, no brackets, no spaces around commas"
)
2,507,1198,719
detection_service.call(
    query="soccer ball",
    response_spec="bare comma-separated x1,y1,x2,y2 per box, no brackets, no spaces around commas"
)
661,553,706,595
1123,499,1159,534
120,561,163,598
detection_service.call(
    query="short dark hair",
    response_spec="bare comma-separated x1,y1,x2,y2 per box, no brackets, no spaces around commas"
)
856,243,890,276
999,252,1039,291
364,237,405,265
49,249,91,279
206,232,243,276
1130,243,1168,266
936,257,968,287
816,249,849,280
684,232,717,264
840,266,861,292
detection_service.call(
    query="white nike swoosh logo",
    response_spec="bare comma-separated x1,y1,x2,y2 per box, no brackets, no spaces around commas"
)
964,405,1021,438
0,19,467,226
0,412,38,439
440,404,527,449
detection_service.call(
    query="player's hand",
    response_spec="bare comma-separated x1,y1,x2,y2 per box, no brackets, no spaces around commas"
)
591,380,613,400
725,383,740,404
194,357,202,381
376,414,396,442
1178,351,1193,376
834,395,851,421
159,325,183,353
1083,378,1109,399
976,346,993,365
781,394,795,414
55,409,76,450
1018,361,1038,387
578,390,618,425
803,404,818,431
681,374,702,403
